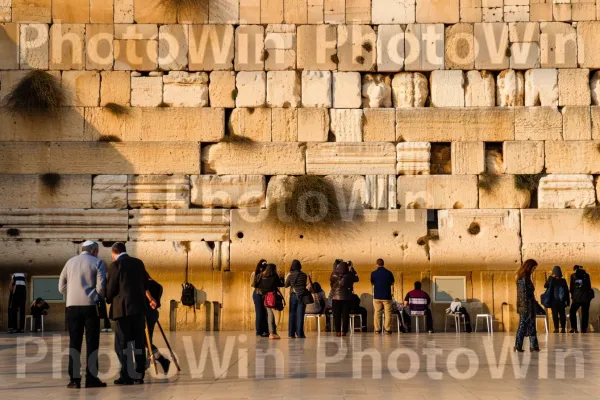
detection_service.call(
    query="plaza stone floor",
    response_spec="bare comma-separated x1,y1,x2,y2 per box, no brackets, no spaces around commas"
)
0,330,597,400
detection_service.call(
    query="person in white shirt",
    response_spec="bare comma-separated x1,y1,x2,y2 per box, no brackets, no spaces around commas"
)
447,298,472,333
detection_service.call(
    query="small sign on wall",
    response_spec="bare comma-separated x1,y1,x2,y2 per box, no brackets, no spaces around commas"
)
432,276,467,303
31,276,64,302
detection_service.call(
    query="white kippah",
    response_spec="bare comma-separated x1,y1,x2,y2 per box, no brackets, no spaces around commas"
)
82,240,97,247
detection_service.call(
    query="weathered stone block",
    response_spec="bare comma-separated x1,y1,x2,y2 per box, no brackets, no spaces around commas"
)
0,107,86,141
361,74,392,108
90,0,113,22
345,0,370,22
521,209,600,244
235,71,266,107
396,108,515,142
261,0,284,23
465,70,495,107
416,0,459,23
128,175,190,209
129,209,230,241
514,107,562,141
332,72,361,108
452,141,484,175
49,24,85,70
240,0,261,23
188,25,234,71
540,22,577,68
372,0,415,24
306,143,396,175
524,68,558,107
482,7,502,23
363,109,395,142
0,24,19,70
115,0,134,23
496,69,524,106
20,24,49,69
502,140,545,174
235,25,264,71
209,0,239,23
509,21,539,42
202,143,306,175
558,69,590,107
329,109,363,142
538,174,596,209
62,71,100,107
0,174,92,209
396,142,430,175
163,71,209,107
430,70,464,107
297,25,337,70
324,0,344,23
92,175,128,209
562,106,591,141
301,70,332,107
591,107,600,139
191,175,266,208
85,24,114,70
14,0,51,22
504,5,529,22
271,108,298,141
376,25,404,72
284,0,308,23
159,24,189,70
337,24,376,72
404,23,444,71
297,108,329,141
134,0,176,23
530,3,552,22
479,175,531,209
266,71,300,107
114,39,158,70
365,175,396,209
391,72,428,107
445,23,474,70
474,22,509,70
397,175,478,209
545,141,600,174
131,75,163,107
209,71,236,108
577,22,600,69
228,107,271,141
307,0,323,23
509,42,540,70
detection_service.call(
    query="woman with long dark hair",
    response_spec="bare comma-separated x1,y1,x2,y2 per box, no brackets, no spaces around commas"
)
330,261,359,336
251,260,269,337
256,263,284,339
515,259,540,352
285,260,308,339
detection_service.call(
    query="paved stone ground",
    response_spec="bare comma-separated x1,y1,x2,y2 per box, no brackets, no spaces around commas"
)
0,330,596,399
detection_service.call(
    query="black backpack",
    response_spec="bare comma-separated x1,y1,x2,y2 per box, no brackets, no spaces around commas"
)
181,282,196,307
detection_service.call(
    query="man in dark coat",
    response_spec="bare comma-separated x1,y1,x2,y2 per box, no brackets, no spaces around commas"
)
570,265,594,333
106,242,152,385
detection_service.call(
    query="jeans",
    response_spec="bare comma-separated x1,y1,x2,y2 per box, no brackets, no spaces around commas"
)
266,307,280,334
66,305,101,382
288,292,306,338
332,300,351,333
253,291,268,336
551,301,567,330
373,299,393,332
570,301,591,332
114,313,147,381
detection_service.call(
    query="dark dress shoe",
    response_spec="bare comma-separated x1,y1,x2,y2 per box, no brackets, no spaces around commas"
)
513,347,525,353
114,378,134,385
159,358,171,374
85,379,107,388
531,347,541,352
67,381,81,389
134,379,144,384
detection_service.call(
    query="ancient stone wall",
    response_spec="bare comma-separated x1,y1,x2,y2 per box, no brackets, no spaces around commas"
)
2,0,600,332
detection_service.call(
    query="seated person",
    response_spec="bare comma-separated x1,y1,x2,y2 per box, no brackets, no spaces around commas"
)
446,298,472,333
349,293,368,333
30,297,49,332
402,281,434,333
305,282,327,315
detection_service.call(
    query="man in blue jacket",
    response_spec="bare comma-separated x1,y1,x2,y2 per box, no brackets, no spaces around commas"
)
371,259,395,334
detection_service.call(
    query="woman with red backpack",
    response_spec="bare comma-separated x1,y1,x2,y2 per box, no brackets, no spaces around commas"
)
255,263,285,340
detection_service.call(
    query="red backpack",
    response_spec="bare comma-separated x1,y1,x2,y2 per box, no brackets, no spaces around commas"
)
264,292,276,308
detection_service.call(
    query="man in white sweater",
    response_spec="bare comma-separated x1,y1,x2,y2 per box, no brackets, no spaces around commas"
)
58,240,107,389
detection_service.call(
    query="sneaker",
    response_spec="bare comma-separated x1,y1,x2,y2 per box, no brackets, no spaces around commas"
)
269,334,280,340
85,379,107,388
67,381,81,389
428,330,434,334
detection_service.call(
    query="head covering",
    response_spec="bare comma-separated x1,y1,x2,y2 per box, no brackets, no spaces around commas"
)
336,261,349,274
82,240,97,247
552,266,563,277
291,259,302,271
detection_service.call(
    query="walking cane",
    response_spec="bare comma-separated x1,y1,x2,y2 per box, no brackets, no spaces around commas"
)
145,319,158,375
156,320,181,372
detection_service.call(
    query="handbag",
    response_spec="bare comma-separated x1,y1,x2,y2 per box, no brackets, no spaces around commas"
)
540,278,553,308
293,273,314,305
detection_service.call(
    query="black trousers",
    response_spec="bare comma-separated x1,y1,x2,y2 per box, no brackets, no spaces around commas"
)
114,313,147,381
66,305,101,382
551,301,567,330
8,286,26,330
332,300,351,334
570,301,591,332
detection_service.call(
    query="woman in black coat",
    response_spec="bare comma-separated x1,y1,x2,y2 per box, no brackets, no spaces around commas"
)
330,261,359,336
255,264,284,340
285,260,308,339
544,266,570,333
515,259,540,352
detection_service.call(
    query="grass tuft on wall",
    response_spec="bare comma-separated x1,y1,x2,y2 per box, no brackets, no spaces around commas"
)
583,206,600,225
477,171,500,192
2,70,64,117
105,102,130,117
514,173,544,192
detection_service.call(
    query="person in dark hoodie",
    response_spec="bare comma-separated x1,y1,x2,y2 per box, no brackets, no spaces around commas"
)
285,260,309,338
569,265,594,333
545,266,569,333
330,260,359,336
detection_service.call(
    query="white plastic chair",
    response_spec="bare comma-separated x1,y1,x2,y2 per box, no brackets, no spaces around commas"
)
304,314,324,333
475,314,494,334
25,315,44,332
349,314,363,333
445,312,466,333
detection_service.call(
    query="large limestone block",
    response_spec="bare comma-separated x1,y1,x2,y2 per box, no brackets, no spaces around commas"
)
324,0,344,24
264,24,296,71
538,174,596,209
92,175,128,209
346,0,370,23
100,71,130,106
524,68,558,107
545,141,600,174
227,107,271,141
13,0,51,22
0,209,128,240
0,240,80,270
509,22,539,42
474,23,509,70
266,71,300,107
558,69,590,107
521,209,600,244
509,42,540,70
465,70,495,107
20,24,49,69
451,141,484,175
62,71,101,107
0,107,87,141
329,109,363,142
306,143,396,175
49,24,85,70
283,0,307,23
363,109,395,142
592,72,600,106
114,24,158,40
163,71,209,107
365,175,396,209
333,72,361,108
460,0,481,23
115,0,134,23
301,70,332,107
272,108,298,141
396,108,515,142
114,39,158,70
234,25,264,71
261,0,284,23
396,142,430,175
235,71,267,107
430,70,464,107
0,175,92,209
577,22,600,69
209,0,239,23
297,108,329,141
85,24,114,70
131,74,163,107
209,71,236,108
502,141,544,174
0,24,19,70
429,209,522,269
188,25,234,70
0,142,201,174
540,22,577,68
397,175,478,209
229,209,428,271
90,0,113,22
297,25,337,70
337,25,376,72
134,0,176,23
496,69,524,106
202,143,306,175
129,209,230,241
514,107,562,141
372,0,415,24
563,106,591,141
128,175,190,209
445,23,474,70
159,25,189,70
376,25,404,72
416,0,459,23
85,107,224,141
478,175,531,209
391,72,428,107
404,24,444,71
191,175,266,208
361,74,392,108
240,0,260,23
